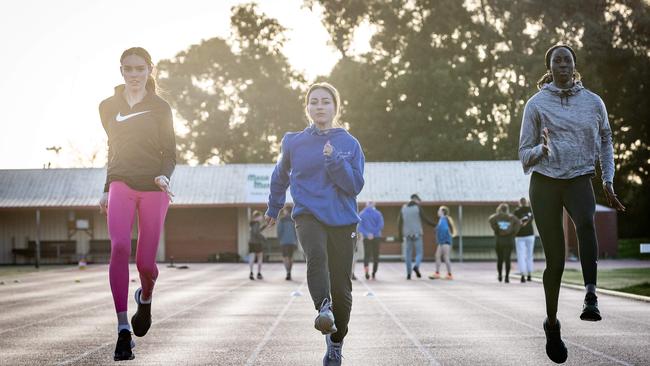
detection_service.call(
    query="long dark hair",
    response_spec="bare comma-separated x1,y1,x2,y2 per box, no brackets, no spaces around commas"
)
536,44,582,90
120,47,157,93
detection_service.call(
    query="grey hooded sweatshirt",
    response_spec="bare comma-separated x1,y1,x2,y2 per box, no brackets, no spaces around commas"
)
518,81,614,183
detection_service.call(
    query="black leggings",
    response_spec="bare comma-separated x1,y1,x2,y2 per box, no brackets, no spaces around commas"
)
363,238,380,274
496,240,513,279
530,172,598,320
294,215,356,343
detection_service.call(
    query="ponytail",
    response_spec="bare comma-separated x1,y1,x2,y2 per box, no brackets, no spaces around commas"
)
146,76,157,93
537,70,583,90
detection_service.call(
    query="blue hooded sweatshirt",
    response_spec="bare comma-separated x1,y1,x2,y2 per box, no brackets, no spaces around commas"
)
266,125,365,226
358,206,384,237
436,216,453,245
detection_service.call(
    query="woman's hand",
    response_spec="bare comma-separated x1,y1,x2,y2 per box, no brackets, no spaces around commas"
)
155,175,174,202
264,214,277,227
603,182,626,211
542,128,551,156
323,140,334,157
99,192,108,214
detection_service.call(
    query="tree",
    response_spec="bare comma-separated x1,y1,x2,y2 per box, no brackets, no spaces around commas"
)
157,3,306,164
309,0,650,236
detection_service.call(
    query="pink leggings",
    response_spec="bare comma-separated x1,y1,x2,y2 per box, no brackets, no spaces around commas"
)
108,181,169,313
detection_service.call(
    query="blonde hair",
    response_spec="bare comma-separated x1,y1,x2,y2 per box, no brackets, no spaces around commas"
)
304,82,342,126
439,206,457,237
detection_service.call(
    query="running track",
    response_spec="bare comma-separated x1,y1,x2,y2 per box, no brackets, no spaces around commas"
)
0,262,648,365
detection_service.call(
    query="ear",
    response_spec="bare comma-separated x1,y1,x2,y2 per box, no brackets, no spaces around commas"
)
119,66,125,77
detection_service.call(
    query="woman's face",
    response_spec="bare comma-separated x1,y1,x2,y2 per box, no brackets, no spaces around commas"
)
121,54,151,92
307,88,336,128
550,47,575,85
437,208,444,217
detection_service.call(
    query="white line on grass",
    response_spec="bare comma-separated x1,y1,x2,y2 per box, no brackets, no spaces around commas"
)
55,279,250,366
244,281,307,366
360,277,442,366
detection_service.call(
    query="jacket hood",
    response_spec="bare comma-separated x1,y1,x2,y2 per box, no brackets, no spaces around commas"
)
305,124,348,137
541,81,585,107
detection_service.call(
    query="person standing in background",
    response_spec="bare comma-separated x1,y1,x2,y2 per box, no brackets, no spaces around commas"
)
488,203,521,284
358,201,385,280
514,197,536,283
277,205,298,281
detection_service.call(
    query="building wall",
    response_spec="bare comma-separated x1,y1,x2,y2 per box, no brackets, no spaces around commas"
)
165,207,238,262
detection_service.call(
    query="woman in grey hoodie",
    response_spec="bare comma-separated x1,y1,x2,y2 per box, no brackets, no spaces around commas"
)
519,44,625,364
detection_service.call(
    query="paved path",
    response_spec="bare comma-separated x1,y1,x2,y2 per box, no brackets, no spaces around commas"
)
0,262,648,365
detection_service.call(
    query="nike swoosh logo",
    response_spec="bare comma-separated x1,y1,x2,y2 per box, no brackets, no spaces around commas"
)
115,111,150,122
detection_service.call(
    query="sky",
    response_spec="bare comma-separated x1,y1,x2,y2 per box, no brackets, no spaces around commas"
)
0,0,372,169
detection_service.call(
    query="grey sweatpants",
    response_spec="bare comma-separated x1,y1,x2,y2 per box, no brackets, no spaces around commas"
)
294,215,356,343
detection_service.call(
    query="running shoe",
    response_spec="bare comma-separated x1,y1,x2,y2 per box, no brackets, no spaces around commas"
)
428,272,440,280
527,274,532,281
406,274,411,280
286,273,292,281
131,288,152,337
446,273,453,280
365,272,370,280
505,276,510,283
257,272,263,280
314,298,337,335
413,266,422,278
249,272,254,280
580,292,601,321
521,275,526,283
113,329,135,361
371,272,376,280
498,274,502,282
543,318,568,364
322,334,343,366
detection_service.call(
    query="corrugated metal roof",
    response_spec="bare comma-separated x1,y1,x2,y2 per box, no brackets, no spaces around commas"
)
0,161,530,208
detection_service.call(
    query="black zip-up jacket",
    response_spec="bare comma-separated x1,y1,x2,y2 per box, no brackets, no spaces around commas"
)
99,85,176,192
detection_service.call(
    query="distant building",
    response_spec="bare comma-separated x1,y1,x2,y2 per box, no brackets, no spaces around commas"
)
0,161,618,264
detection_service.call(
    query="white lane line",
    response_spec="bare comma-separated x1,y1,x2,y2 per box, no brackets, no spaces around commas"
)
359,278,442,366
387,264,633,366
0,269,230,335
54,279,250,366
244,281,307,366
1,267,220,336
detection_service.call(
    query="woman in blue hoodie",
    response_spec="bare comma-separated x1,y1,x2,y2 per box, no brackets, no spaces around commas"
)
266,82,364,366
519,44,625,364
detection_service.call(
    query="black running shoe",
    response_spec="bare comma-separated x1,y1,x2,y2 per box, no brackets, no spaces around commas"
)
505,276,510,283
286,273,291,281
249,272,254,280
257,272,263,280
521,275,526,283
498,275,502,282
413,266,422,278
113,329,135,361
131,288,152,337
543,318,567,364
365,272,370,280
371,273,376,280
527,274,532,281
580,292,601,321
406,274,411,280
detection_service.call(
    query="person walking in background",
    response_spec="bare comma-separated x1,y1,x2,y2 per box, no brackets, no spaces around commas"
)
488,203,520,284
358,201,384,280
266,82,364,365
429,206,456,280
397,194,435,280
248,210,267,280
277,205,298,281
514,197,536,283
519,44,625,364
98,47,176,361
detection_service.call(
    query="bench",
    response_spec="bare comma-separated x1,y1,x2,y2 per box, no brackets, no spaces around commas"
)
12,240,77,264
87,239,137,263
